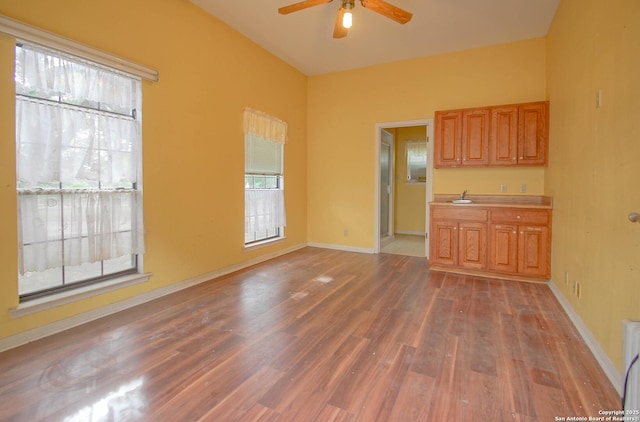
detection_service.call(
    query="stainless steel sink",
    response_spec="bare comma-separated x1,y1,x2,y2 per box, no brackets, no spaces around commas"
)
451,199,473,204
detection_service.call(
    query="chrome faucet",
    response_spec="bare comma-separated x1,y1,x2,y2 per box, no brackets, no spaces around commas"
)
460,190,467,200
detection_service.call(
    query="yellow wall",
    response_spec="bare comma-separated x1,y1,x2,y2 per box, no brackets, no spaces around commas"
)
546,0,640,371
394,126,427,233
434,167,545,195
307,38,548,248
0,0,307,339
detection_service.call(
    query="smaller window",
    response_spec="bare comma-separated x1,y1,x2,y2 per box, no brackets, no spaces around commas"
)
243,108,287,246
406,141,427,183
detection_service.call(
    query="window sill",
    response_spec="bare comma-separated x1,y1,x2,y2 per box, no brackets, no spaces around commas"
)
244,236,286,251
10,272,151,318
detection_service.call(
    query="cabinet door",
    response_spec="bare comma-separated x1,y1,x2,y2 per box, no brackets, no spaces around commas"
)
458,222,487,269
434,111,462,167
488,224,518,273
517,225,550,277
430,220,458,266
461,108,490,166
489,106,518,166
518,102,548,165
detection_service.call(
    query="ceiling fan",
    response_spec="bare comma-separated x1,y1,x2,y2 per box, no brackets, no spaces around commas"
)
278,0,413,39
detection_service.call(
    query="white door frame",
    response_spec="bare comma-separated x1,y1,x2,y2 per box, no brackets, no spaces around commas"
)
374,118,434,255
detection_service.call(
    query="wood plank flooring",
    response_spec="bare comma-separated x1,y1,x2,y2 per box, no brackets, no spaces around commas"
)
0,247,620,421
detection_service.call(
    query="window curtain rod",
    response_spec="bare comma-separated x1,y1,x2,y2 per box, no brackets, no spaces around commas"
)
0,14,158,82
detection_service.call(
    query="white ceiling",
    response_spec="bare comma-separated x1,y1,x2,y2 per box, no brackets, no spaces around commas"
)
190,0,560,76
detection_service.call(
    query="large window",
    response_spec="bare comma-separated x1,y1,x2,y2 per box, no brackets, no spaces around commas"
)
244,108,286,245
15,43,144,300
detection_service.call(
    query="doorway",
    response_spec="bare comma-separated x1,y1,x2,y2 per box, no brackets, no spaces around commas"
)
375,119,434,257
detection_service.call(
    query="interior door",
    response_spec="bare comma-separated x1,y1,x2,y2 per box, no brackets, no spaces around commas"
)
380,130,394,241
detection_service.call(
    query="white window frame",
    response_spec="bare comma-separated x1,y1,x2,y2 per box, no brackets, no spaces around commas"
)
12,40,149,300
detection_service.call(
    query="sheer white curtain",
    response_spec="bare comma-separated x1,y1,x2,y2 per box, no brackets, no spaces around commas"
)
243,108,286,240
16,44,144,275
244,189,286,235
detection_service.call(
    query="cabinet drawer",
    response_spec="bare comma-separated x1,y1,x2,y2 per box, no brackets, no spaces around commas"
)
491,208,549,225
432,206,488,222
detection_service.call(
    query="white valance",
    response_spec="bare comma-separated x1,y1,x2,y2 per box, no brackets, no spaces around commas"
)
243,108,287,144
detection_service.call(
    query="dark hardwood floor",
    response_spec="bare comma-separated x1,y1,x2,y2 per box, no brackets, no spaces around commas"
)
0,247,620,421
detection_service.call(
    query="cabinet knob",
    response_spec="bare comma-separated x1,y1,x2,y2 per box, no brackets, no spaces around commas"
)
520,231,524,234
512,157,516,160
516,215,521,219
519,157,524,160
512,231,516,234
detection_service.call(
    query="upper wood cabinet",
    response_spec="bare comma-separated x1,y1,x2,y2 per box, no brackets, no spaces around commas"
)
435,101,549,168
489,105,518,165
434,111,462,167
461,108,490,166
518,102,548,165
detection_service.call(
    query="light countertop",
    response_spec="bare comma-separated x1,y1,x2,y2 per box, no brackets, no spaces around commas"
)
430,194,553,209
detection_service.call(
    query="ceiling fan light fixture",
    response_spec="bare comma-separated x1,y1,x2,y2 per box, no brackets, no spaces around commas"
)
342,0,354,29
342,10,353,28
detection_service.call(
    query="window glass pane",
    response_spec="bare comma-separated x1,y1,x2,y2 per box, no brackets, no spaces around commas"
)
66,261,103,283
104,255,135,274
406,141,427,182
265,176,278,189
19,267,63,296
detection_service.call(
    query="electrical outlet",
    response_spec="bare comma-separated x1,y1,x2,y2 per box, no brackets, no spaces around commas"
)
565,271,569,285
500,184,507,193
574,280,582,299
343,229,349,237
520,183,527,193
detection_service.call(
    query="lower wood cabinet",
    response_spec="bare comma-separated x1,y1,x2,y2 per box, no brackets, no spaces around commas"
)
488,223,550,277
431,221,487,269
488,208,550,277
430,204,551,280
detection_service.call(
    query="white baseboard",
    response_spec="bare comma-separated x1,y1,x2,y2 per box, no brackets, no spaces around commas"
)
0,243,307,353
307,242,375,254
548,280,622,396
394,230,424,236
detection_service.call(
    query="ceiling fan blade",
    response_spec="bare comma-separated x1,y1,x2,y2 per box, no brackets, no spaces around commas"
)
333,7,348,38
360,0,412,24
278,0,333,15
